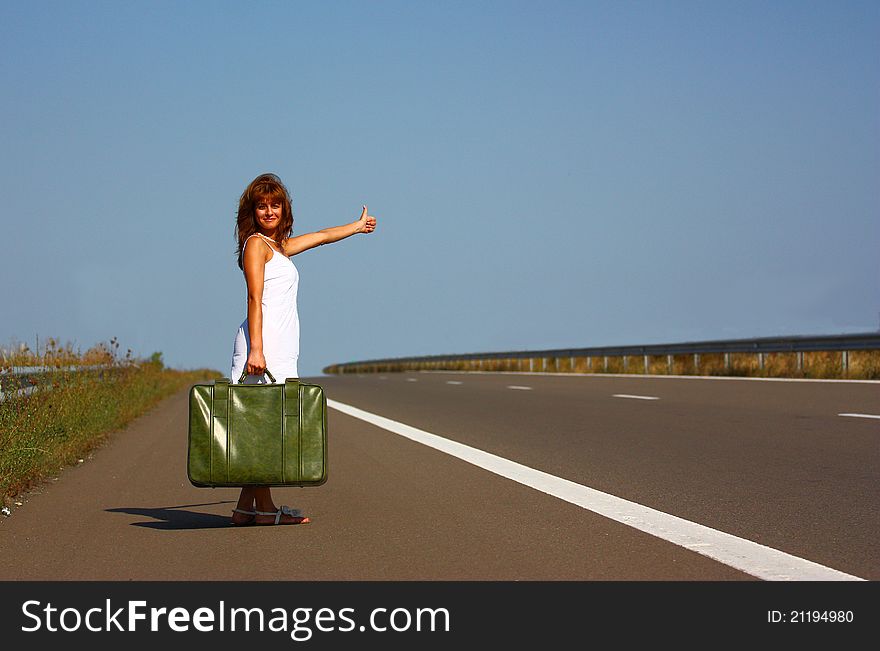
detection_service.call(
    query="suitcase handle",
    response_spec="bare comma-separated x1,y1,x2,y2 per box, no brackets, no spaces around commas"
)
237,369,277,384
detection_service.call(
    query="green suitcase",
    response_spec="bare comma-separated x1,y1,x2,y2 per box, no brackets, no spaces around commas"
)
187,370,328,487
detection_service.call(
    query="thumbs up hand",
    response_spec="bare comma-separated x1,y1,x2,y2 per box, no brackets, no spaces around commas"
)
357,205,377,234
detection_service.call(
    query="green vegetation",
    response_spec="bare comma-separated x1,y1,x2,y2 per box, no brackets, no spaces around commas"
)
0,336,221,500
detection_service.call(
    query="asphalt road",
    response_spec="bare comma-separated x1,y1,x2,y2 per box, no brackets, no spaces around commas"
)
1,371,877,580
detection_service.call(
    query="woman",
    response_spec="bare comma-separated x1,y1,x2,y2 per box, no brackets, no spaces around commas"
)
229,173,377,526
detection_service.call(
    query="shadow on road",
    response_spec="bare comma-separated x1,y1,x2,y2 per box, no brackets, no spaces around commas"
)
106,501,236,529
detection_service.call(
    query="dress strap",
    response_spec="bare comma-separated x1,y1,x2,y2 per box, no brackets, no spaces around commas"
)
245,232,279,254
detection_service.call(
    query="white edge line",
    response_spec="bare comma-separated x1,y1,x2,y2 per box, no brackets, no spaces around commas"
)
413,370,880,384
838,413,880,420
613,394,660,400
328,398,864,582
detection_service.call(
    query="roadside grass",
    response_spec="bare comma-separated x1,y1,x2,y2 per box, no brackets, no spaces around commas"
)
0,337,221,500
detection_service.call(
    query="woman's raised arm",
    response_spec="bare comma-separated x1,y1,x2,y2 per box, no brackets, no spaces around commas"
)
282,205,377,256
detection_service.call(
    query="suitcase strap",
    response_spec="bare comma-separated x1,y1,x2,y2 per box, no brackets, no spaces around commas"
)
212,379,230,483
283,379,301,482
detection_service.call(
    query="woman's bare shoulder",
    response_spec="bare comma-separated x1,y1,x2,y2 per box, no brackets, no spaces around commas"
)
243,235,274,266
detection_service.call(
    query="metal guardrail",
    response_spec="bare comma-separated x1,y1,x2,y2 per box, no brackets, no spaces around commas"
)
0,364,116,376
0,364,129,401
323,332,880,376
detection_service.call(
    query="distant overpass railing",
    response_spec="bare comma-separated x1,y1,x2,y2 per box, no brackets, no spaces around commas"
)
323,332,880,379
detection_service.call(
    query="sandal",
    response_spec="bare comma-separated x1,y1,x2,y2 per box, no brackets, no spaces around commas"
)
231,508,257,526
254,505,310,525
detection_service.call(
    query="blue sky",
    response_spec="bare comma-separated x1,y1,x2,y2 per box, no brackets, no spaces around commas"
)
1,1,878,377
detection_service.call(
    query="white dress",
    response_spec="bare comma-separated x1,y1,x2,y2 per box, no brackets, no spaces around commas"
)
230,232,300,383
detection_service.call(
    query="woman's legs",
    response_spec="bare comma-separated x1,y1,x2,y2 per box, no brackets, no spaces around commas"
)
231,486,309,524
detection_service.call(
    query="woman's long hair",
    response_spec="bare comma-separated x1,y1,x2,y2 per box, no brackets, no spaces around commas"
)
235,173,294,270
